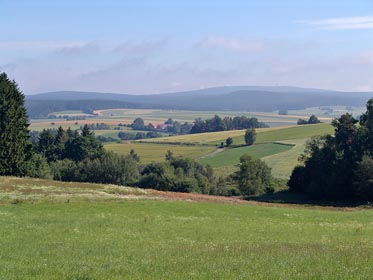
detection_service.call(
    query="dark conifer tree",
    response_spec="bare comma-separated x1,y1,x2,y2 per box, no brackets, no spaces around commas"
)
0,73,32,176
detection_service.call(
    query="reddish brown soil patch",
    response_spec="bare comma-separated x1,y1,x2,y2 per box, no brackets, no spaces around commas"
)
148,189,248,204
146,189,363,211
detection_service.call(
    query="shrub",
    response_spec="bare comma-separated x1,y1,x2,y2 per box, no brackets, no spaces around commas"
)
24,154,51,179
235,154,271,196
51,152,139,186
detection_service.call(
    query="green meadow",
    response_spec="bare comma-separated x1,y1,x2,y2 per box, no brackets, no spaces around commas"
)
199,143,293,168
227,123,334,145
0,177,372,279
105,142,215,163
103,123,334,177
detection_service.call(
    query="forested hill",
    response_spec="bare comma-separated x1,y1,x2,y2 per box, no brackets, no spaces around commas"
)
26,86,373,118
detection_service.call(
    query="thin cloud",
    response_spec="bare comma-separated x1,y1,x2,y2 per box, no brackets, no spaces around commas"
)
0,40,84,51
197,36,264,53
112,39,167,55
299,16,373,30
55,42,101,55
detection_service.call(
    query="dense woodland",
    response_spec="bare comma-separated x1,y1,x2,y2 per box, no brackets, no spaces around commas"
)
289,100,373,201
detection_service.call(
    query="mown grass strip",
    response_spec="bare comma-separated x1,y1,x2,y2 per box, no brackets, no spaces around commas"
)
199,143,293,168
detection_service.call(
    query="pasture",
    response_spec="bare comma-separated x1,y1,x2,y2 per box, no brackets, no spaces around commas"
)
0,177,372,279
139,126,283,145
196,123,334,176
32,106,337,133
96,108,307,126
105,142,215,163
199,143,293,168
227,123,334,145
93,123,334,177
262,138,309,178
141,123,333,146
29,108,335,179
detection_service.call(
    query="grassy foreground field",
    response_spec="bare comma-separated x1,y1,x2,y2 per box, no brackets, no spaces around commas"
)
1,177,373,279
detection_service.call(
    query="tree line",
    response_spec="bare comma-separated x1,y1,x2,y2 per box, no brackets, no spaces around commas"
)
128,115,267,136
289,99,373,201
190,115,268,134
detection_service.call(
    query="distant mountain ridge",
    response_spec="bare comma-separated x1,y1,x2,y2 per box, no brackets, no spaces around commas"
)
27,85,336,100
25,86,373,118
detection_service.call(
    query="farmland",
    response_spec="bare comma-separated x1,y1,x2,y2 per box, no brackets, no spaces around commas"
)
29,108,335,178
30,106,338,132
122,123,333,178
199,143,293,168
105,142,215,163
0,177,373,279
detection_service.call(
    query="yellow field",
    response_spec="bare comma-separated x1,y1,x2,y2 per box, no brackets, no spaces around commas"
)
105,142,215,163
139,126,288,145
262,138,308,179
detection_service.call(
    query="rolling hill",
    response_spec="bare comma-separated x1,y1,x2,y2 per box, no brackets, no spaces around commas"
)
26,86,372,118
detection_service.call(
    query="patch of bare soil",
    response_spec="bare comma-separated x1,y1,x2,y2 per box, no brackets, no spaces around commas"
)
148,189,248,204
147,189,363,211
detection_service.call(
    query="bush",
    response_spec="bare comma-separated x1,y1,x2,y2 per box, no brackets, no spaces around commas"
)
139,162,176,191
138,154,215,194
297,115,320,125
235,154,271,196
24,154,51,179
50,159,79,181
297,119,308,125
51,152,139,186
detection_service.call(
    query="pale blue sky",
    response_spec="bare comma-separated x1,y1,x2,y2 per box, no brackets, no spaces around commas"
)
1,0,372,94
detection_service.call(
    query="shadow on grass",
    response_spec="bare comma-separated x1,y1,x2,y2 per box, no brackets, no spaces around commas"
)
249,190,371,208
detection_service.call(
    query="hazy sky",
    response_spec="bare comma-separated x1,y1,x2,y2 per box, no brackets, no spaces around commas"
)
1,0,373,94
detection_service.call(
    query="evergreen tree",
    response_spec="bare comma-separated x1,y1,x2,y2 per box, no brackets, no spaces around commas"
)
37,129,57,162
0,73,32,176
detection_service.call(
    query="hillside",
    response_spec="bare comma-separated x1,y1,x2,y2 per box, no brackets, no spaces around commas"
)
124,123,334,178
1,176,373,279
25,86,372,118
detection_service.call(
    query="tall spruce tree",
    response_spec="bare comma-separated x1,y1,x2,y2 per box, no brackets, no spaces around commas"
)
0,73,32,176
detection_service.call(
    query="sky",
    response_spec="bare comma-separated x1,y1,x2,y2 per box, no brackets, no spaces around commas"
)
0,0,373,94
